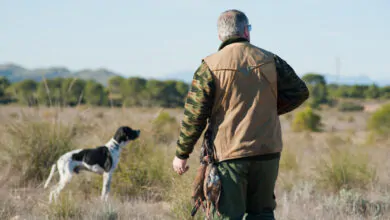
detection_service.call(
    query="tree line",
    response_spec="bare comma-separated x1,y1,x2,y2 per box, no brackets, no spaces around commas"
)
0,73,389,108
301,73,390,109
0,76,189,108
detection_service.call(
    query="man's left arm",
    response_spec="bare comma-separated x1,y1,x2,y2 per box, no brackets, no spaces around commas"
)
175,61,215,160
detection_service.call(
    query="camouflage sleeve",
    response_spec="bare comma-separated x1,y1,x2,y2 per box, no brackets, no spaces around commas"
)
275,55,309,115
175,61,215,159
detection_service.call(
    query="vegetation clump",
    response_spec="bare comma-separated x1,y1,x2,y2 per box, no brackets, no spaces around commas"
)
367,103,390,136
338,101,364,112
291,107,322,132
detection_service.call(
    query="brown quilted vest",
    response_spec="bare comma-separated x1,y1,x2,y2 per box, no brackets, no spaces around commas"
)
203,41,282,162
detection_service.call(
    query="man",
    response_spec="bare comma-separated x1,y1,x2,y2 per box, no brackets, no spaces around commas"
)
172,9,309,219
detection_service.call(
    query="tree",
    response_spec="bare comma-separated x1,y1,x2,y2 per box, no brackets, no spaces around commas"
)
162,80,189,107
302,73,326,86
351,85,368,98
144,79,167,107
175,81,189,106
8,79,38,106
37,78,66,106
0,77,10,98
61,78,86,106
380,86,390,99
84,80,107,106
107,76,125,107
302,73,328,108
365,84,380,99
121,77,147,106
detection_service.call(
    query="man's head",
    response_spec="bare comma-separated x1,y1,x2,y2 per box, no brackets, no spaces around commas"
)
217,9,251,42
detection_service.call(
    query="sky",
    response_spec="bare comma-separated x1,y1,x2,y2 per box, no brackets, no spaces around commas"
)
1,0,389,83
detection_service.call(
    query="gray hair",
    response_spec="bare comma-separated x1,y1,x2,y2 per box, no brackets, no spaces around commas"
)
217,9,249,41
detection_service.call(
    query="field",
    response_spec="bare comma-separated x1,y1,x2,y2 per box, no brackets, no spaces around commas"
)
0,104,389,220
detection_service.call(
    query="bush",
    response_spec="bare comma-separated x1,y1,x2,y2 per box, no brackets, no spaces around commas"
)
48,193,82,220
367,103,390,136
111,139,171,200
347,115,355,123
315,145,376,192
0,198,17,220
291,107,322,132
279,148,298,172
338,102,364,112
168,170,206,220
151,111,179,144
4,119,81,185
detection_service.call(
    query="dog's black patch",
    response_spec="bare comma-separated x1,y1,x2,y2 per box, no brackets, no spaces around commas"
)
113,126,140,144
71,146,113,172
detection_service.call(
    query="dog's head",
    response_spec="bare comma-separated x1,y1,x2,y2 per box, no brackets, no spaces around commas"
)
113,126,140,146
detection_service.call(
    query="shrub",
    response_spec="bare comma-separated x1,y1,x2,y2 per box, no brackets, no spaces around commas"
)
315,145,376,192
151,111,179,143
168,171,206,220
338,102,364,112
347,115,355,123
111,139,172,200
337,189,385,217
283,113,293,121
367,103,390,136
48,193,82,220
4,119,80,185
0,198,17,220
279,148,298,172
291,107,322,132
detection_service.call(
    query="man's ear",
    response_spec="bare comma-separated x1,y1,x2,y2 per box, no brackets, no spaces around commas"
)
244,27,250,41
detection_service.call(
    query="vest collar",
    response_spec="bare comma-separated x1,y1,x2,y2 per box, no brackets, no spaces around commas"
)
218,37,249,51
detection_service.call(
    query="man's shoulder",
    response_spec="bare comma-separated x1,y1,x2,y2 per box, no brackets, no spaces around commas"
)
202,49,222,61
249,43,278,59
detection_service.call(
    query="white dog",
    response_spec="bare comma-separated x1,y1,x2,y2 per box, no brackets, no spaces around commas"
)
43,126,140,203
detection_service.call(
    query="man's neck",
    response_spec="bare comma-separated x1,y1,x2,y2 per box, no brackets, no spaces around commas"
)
218,36,249,51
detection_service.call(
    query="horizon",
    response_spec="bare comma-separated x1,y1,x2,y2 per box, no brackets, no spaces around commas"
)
1,1,389,83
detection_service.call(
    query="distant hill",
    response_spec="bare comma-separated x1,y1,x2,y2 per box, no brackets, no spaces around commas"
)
1,63,389,87
322,74,389,86
0,63,121,86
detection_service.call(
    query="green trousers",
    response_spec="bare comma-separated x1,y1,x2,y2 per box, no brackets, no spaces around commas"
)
211,155,280,220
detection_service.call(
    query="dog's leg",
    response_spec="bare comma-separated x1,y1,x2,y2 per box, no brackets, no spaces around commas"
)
49,160,73,203
44,164,57,189
101,171,112,202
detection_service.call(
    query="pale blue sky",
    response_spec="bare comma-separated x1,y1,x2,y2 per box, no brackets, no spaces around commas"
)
1,0,389,82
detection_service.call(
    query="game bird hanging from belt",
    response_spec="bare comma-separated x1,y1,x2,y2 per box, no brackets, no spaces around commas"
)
191,129,221,219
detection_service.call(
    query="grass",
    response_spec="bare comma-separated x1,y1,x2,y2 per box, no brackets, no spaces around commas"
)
0,105,389,219
4,119,80,185
48,193,83,220
315,145,377,192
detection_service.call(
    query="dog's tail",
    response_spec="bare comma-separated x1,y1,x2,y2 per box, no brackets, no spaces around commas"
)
44,164,57,189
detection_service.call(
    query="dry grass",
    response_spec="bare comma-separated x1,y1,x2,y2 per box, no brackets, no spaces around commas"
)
0,105,389,219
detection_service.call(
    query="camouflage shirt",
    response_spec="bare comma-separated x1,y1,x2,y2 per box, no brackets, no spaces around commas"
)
175,38,309,159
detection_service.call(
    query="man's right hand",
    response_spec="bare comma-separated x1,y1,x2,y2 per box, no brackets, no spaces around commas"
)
172,156,189,175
